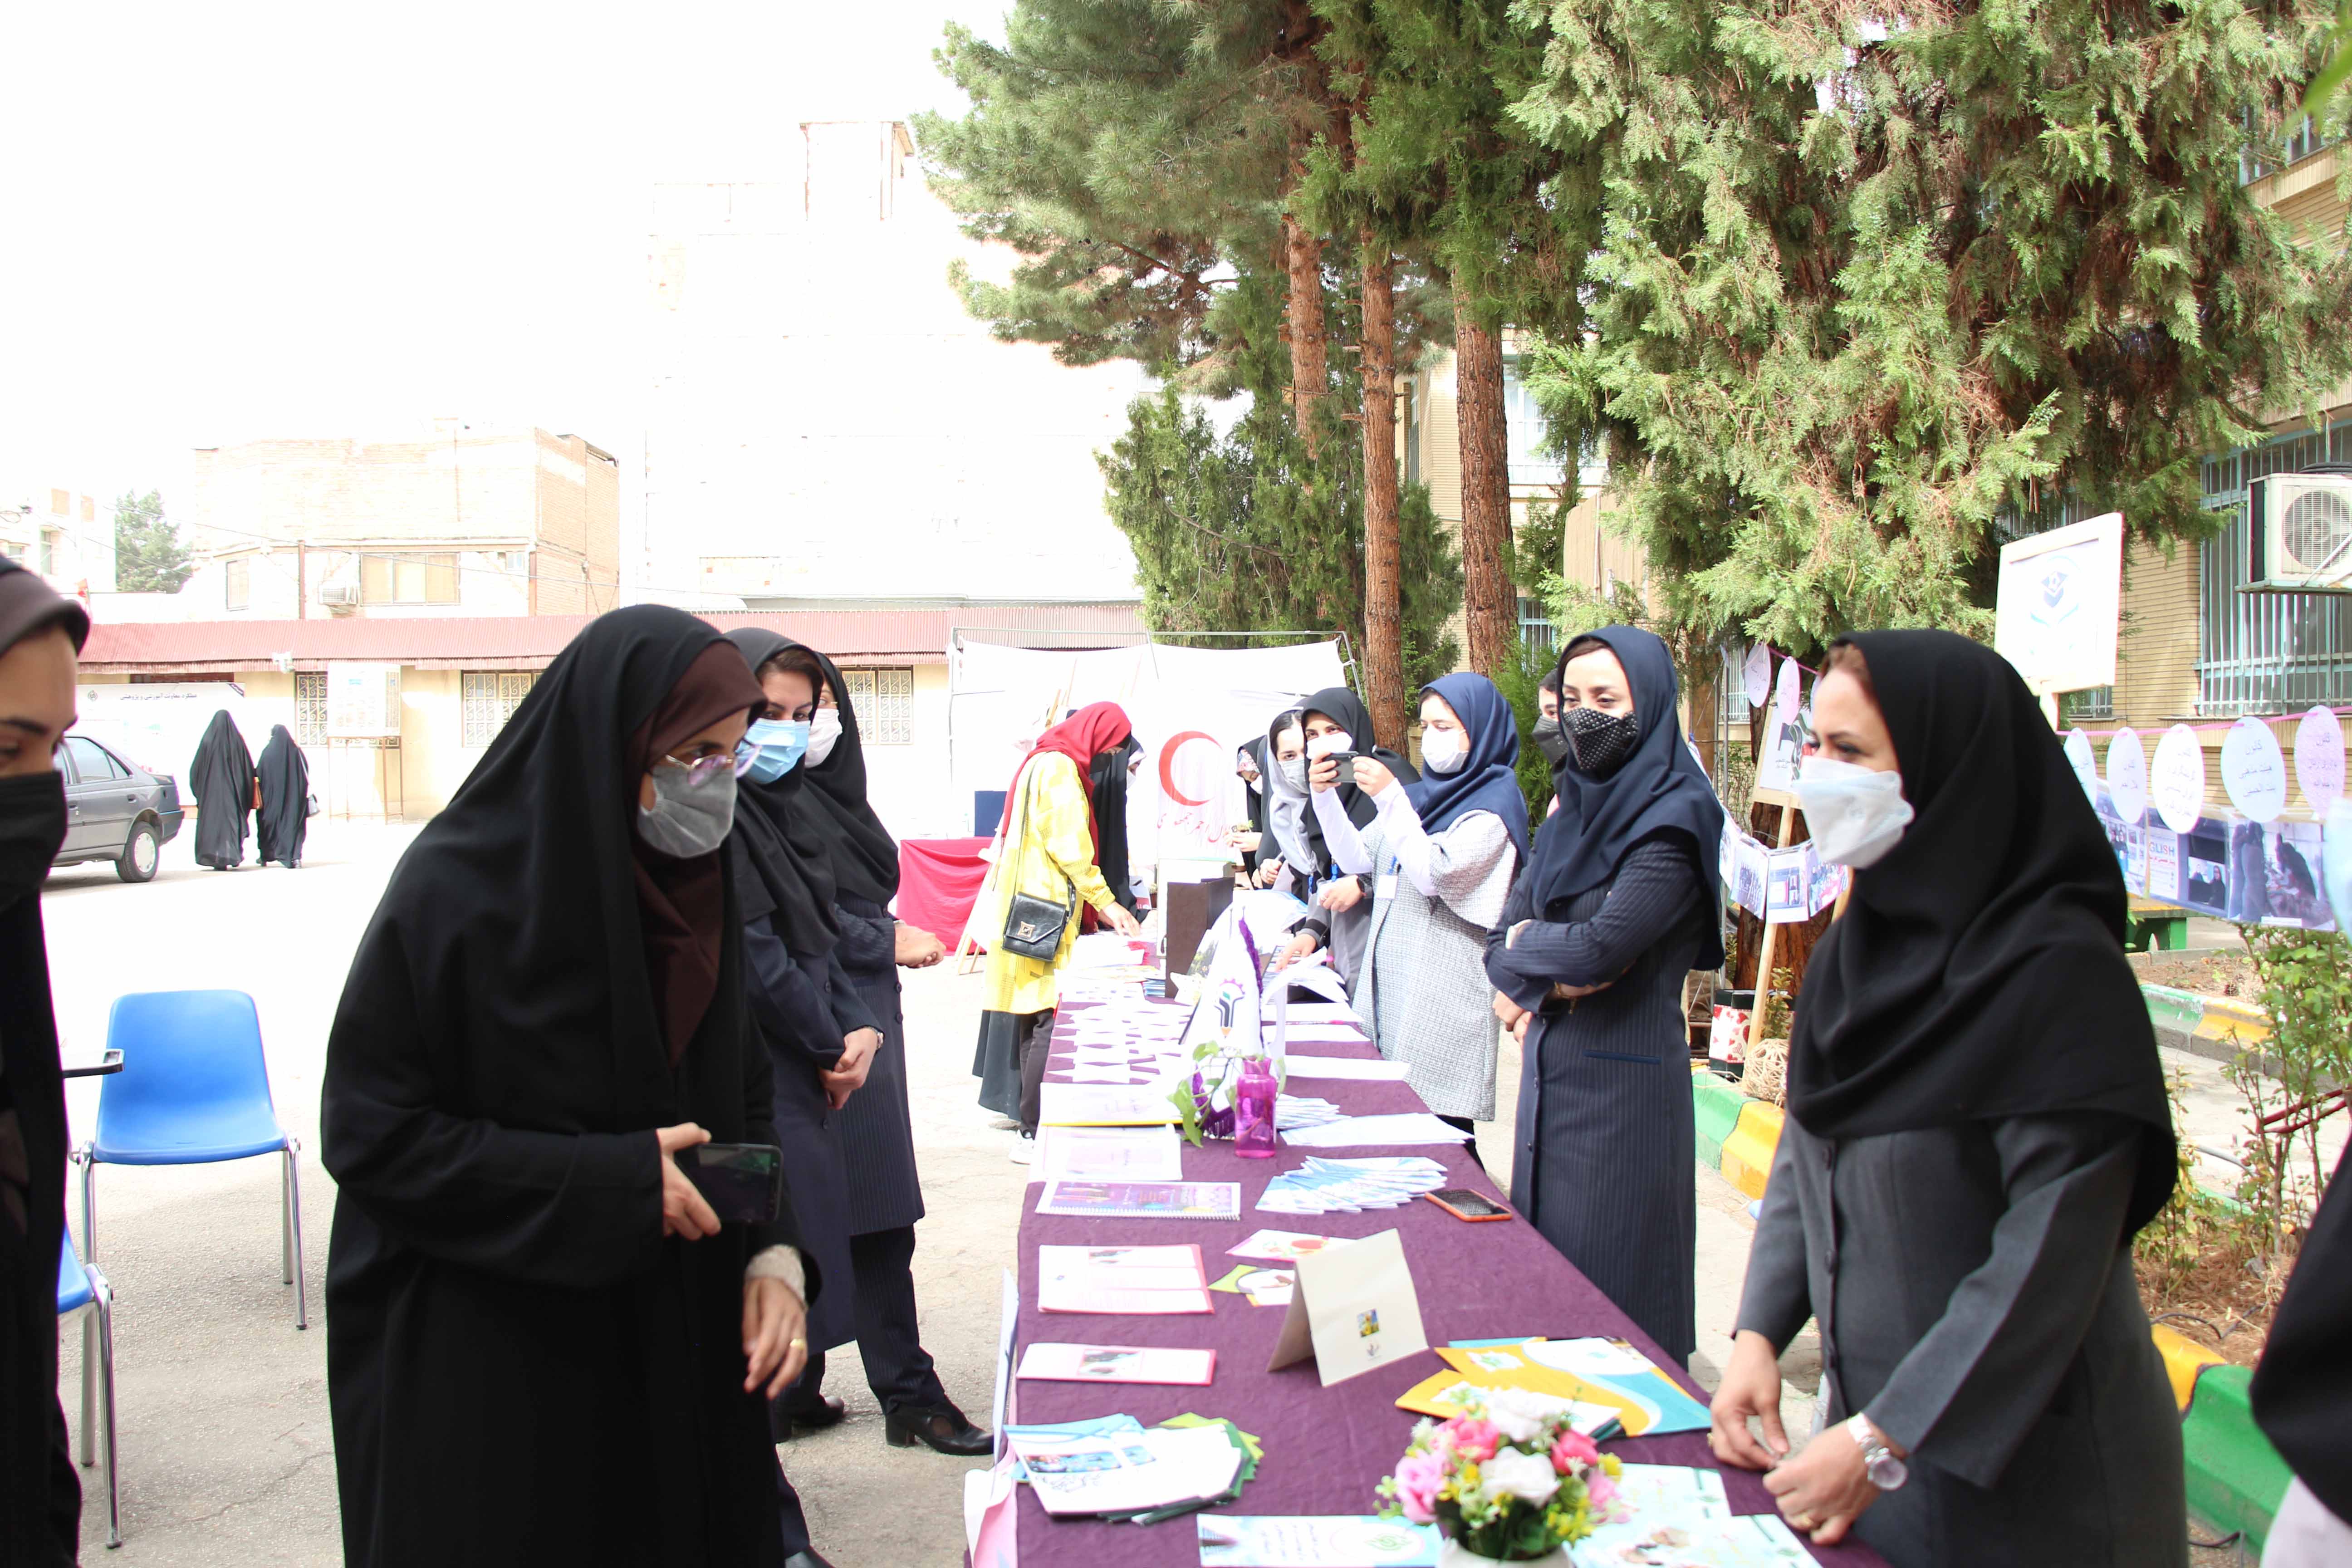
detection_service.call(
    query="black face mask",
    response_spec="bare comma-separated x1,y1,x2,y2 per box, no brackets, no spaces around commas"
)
1533,714,1569,768
0,770,68,908
1565,706,1640,780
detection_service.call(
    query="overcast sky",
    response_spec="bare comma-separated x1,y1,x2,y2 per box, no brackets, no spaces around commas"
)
0,0,1002,514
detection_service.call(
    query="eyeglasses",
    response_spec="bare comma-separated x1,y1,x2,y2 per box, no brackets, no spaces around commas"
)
659,750,737,783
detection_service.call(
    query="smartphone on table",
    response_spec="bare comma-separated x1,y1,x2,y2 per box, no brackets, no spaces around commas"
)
676,1142,784,1225
1423,1187,1513,1222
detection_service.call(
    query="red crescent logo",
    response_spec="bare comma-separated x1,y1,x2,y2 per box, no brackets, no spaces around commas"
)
1158,730,1219,806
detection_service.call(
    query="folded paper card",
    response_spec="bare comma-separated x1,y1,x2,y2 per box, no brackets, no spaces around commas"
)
1197,1514,1441,1566
1267,1228,1428,1387
1015,1343,1216,1386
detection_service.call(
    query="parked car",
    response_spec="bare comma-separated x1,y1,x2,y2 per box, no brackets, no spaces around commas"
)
55,732,184,883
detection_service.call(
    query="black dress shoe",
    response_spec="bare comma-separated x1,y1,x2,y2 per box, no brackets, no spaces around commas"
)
884,1402,991,1455
784,1550,834,1568
776,1394,848,1441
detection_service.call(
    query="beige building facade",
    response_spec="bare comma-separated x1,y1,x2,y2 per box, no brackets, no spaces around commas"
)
186,422,620,622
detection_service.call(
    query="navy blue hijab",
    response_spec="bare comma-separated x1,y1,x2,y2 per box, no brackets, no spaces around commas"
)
1405,672,1529,862
1523,627,1724,967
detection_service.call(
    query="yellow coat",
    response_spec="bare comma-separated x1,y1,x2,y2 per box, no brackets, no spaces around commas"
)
976,753,1119,1014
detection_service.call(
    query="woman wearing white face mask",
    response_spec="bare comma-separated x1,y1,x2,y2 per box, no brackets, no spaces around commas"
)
1714,632,2183,1568
1300,674,1527,1156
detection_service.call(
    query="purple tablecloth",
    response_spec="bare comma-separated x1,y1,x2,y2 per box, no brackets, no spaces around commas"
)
1008,1002,1886,1567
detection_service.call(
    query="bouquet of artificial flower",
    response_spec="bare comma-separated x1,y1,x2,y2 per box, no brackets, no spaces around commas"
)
1377,1389,1625,1563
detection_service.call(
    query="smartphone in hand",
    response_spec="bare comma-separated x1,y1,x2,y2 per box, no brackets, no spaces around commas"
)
676,1143,784,1225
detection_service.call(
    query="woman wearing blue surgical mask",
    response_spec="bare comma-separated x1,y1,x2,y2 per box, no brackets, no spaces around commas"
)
1713,632,2181,1568
322,607,808,1567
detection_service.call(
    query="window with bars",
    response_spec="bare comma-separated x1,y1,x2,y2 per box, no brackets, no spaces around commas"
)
1501,360,1568,487
1517,595,1556,656
294,672,328,745
2197,416,2352,715
461,671,537,747
838,666,914,744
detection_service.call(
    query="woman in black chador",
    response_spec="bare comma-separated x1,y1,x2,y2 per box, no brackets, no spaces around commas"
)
188,709,254,869
254,724,309,868
321,606,809,1568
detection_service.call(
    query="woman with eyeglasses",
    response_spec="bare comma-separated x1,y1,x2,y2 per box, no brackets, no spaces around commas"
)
322,607,810,1568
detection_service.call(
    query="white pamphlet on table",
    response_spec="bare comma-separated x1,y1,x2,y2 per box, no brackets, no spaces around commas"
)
1267,1228,1428,1387
1279,1056,1411,1082
1033,1125,1185,1184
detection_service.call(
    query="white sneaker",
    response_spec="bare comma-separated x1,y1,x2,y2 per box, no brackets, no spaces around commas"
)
1008,1137,1034,1166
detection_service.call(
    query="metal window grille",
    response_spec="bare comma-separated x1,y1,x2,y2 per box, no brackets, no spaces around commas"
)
2196,417,2352,715
839,666,913,744
1500,359,1568,487
2241,113,2333,185
1517,595,1556,657
461,671,537,747
294,672,329,745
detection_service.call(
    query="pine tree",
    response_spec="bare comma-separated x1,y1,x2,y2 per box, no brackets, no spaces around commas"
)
113,490,195,593
1512,0,2352,654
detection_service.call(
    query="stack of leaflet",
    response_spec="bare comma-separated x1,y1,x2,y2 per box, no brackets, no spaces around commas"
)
1037,1244,1213,1314
1568,1466,1818,1566
1004,1413,1260,1525
1273,1095,1341,1131
1280,1112,1471,1149
1256,1156,1449,1215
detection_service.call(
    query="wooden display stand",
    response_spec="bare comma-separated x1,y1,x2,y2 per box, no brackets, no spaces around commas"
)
1744,786,1803,1059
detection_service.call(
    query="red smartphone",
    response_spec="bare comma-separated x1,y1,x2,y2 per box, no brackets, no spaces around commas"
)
1423,1187,1513,1222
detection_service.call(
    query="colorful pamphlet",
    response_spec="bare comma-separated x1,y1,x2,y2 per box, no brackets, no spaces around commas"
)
1015,1343,1217,1386
1208,1264,1296,1305
1037,1180,1243,1221
1266,1228,1429,1387
1258,1157,1449,1216
1197,1514,1441,1566
1226,1229,1345,1263
1008,1424,1245,1519
1520,1338,1715,1436
1395,1343,1629,1437
1568,1465,1815,1567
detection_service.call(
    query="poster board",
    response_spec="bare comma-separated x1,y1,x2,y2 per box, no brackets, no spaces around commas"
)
326,661,403,739
1994,512,2124,697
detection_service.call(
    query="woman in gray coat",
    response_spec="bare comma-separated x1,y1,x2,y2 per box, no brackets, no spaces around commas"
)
1711,631,2183,1568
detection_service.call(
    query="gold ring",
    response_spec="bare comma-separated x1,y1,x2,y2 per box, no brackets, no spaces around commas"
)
789,1338,808,1350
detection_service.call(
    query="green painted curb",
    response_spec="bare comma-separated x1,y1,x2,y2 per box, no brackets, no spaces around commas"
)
2180,1366,2292,1552
2142,983,2207,1035
1692,1073,1744,1170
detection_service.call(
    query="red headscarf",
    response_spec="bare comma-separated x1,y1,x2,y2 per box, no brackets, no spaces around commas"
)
1000,701,1134,851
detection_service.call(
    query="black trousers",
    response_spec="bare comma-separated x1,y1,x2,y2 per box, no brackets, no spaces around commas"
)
782,1224,950,1418
1014,1009,1059,1136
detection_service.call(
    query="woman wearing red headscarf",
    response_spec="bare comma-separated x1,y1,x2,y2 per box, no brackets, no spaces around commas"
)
970,702,1143,1149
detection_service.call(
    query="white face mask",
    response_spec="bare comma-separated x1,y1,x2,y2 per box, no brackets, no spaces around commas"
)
1795,754,1913,868
1279,757,1308,792
1420,728,1467,774
1305,730,1354,760
806,706,844,768
637,760,738,858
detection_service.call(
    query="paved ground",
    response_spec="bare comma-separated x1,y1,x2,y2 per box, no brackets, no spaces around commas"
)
38,823,2244,1565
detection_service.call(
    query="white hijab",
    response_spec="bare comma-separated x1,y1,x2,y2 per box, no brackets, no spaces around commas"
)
1262,714,1313,870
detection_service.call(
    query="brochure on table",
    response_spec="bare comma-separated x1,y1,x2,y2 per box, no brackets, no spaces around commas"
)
1266,1228,1429,1387
1038,1242,1214,1313
1015,1342,1217,1386
1006,1423,1244,1519
1197,1514,1441,1567
1037,1179,1243,1221
1568,1465,1818,1567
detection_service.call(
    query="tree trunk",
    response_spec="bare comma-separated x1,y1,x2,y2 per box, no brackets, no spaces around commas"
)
1359,237,1406,751
1282,211,1328,457
1454,285,1514,678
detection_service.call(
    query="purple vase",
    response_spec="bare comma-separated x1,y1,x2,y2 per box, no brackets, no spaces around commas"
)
1234,1056,1278,1157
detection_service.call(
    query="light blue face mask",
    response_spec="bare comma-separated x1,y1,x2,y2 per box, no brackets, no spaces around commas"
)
737,718,809,783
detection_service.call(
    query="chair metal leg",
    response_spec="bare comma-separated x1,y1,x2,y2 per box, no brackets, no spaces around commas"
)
79,1305,96,1467
78,1144,97,1265
86,1264,121,1549
280,1149,293,1285
284,1141,308,1331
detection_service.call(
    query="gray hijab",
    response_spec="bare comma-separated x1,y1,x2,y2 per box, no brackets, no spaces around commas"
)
1261,711,1312,870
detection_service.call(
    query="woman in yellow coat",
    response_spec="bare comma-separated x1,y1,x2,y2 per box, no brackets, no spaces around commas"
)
970,702,1143,1147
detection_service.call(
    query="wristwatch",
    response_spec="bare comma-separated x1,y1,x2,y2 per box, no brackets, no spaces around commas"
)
1845,1413,1909,1490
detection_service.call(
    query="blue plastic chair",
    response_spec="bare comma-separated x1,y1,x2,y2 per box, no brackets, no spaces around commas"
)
77,990,307,1329
58,1233,121,1549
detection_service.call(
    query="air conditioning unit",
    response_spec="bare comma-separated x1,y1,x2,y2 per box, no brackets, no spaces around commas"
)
318,583,362,607
2246,472,2352,591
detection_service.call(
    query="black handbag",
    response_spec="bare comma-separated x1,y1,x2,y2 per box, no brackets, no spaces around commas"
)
1000,768,1079,960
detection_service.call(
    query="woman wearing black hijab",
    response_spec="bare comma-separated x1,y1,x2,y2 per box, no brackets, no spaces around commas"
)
255,724,309,868
1284,685,1417,984
1711,631,2182,1567
1484,628,1722,1367
321,606,808,1568
1090,735,1143,917
188,709,255,870
0,559,89,1567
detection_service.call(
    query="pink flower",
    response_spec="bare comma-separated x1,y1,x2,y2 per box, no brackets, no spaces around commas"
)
1549,1430,1601,1473
1392,1453,1444,1525
1450,1419,1500,1463
1586,1469,1620,1514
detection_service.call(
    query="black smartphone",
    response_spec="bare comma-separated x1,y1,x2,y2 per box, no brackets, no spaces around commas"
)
1322,750,1361,785
1423,1187,1513,1222
676,1142,784,1225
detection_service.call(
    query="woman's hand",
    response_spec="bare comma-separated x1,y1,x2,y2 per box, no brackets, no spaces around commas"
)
894,922,946,968
1549,980,1612,1001
1103,902,1143,938
1511,1012,1531,1047
1224,828,1262,853
1762,1418,1889,1544
1351,757,1395,796
741,1276,808,1398
656,1123,720,1240
1308,756,1340,793
1492,991,1528,1029
1254,857,1284,889
1318,877,1364,913
1269,932,1319,972
822,1028,881,1108
1708,1329,1790,1471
